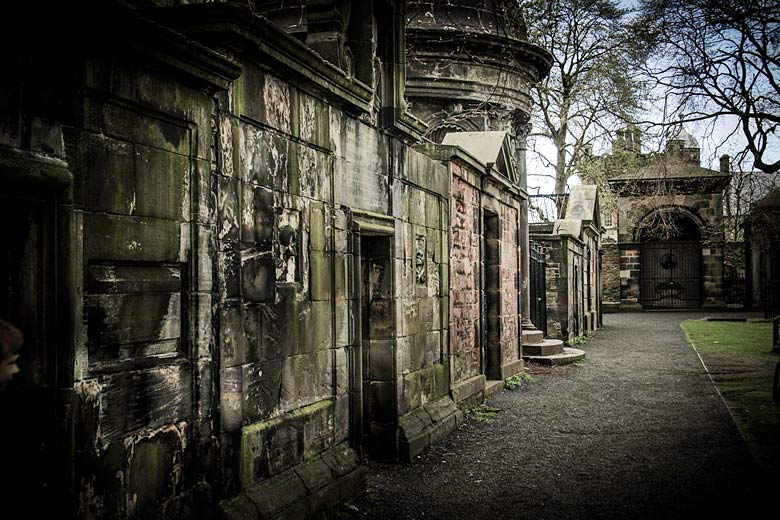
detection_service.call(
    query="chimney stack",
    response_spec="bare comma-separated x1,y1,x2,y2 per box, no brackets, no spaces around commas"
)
720,154,730,174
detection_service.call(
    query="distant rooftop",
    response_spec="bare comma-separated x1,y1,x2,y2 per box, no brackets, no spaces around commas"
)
668,127,699,148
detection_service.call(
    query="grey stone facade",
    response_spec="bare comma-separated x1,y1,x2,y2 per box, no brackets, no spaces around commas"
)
602,129,731,310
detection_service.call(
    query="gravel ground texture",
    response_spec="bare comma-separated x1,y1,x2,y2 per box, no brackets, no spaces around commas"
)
346,312,775,520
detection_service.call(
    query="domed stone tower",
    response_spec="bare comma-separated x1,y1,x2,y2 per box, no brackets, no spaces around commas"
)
406,0,551,144
406,0,552,340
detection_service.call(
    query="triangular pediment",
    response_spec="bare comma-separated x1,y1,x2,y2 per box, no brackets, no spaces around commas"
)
441,131,516,182
564,184,600,229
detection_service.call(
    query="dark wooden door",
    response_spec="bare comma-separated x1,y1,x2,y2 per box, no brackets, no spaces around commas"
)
640,241,703,309
0,193,64,517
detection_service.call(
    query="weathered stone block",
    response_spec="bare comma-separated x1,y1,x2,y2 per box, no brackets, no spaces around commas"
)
368,299,393,339
280,351,332,410
309,250,331,301
98,363,191,443
243,359,282,424
334,301,349,347
368,339,394,380
221,365,244,433
127,428,182,517
433,361,450,398
301,402,333,459
306,481,340,516
242,186,275,246
402,371,421,410
424,396,457,424
219,494,258,520
85,97,190,155
369,381,395,423
219,249,242,301
408,333,426,372
219,176,240,243
263,74,292,134
246,469,306,518
333,397,350,445
221,305,248,368
299,301,332,353
321,444,358,477
84,213,180,263
240,123,288,190
241,251,275,303
71,132,135,213
399,431,429,462
294,457,333,494
134,145,190,220
429,414,457,445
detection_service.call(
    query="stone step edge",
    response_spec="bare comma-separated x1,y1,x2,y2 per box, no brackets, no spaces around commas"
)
523,338,565,356
522,347,585,366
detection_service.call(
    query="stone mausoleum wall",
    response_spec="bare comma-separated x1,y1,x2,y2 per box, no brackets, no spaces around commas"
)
0,1,551,518
446,151,523,407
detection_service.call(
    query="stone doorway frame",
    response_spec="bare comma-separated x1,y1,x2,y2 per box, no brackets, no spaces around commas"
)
348,210,398,459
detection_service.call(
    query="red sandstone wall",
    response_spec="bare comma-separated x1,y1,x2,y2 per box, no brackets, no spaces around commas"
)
500,203,519,365
450,168,482,385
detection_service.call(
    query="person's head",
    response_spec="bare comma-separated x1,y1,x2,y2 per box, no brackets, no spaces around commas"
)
0,319,23,387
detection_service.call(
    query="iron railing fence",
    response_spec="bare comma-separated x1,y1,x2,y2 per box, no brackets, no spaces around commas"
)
529,241,548,336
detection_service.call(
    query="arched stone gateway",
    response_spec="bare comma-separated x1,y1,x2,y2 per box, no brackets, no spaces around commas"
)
637,209,704,309
603,126,732,311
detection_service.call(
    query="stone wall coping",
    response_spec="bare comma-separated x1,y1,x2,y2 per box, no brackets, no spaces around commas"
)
0,145,72,194
149,3,374,114
416,143,524,198
102,1,242,91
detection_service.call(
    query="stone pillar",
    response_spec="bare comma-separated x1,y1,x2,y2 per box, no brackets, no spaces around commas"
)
515,122,539,334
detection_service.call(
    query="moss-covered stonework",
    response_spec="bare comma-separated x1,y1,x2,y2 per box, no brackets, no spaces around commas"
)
1,2,550,518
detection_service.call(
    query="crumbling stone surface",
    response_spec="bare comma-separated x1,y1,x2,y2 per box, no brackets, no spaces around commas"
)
220,443,364,520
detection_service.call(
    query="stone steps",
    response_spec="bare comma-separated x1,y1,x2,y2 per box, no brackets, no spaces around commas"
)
523,347,585,366
484,379,504,399
521,329,545,344
523,338,564,357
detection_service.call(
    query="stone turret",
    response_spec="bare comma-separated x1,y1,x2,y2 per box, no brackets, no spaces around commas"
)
405,0,551,144
666,126,701,164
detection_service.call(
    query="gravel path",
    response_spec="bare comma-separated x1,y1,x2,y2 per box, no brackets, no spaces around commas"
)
348,312,772,519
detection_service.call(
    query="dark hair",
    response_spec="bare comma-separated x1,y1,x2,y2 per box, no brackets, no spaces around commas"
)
0,319,23,359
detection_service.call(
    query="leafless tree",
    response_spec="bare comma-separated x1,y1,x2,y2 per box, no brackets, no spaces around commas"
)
638,0,780,173
522,0,647,200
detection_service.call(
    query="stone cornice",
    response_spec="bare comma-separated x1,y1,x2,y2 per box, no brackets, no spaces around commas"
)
383,109,428,144
407,30,552,81
416,142,522,197
149,3,374,114
609,175,731,195
86,2,243,92
0,145,72,194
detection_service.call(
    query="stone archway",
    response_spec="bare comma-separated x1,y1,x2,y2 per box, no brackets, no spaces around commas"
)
636,208,704,309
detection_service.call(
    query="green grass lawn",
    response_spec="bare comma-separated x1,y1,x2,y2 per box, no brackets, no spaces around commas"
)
681,319,774,356
681,319,779,480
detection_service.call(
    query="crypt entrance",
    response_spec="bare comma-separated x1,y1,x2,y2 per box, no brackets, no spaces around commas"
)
638,210,703,309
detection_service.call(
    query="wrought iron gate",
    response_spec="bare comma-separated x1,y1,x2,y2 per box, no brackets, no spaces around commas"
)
640,241,703,309
529,241,547,335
